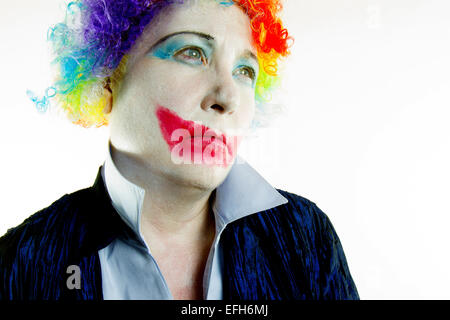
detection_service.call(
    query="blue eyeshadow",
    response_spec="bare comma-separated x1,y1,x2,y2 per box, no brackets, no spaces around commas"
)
150,37,213,62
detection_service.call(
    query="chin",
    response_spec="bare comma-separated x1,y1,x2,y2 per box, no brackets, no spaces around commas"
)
165,160,233,191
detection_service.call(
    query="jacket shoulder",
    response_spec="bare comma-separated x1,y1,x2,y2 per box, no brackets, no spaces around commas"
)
274,188,332,229
0,187,94,299
222,188,360,299
0,187,93,253
272,189,344,250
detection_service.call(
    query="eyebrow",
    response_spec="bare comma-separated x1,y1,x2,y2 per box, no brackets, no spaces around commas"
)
149,31,259,66
150,31,213,49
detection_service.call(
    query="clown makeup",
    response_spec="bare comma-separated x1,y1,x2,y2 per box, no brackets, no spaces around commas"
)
108,0,258,191
149,31,259,88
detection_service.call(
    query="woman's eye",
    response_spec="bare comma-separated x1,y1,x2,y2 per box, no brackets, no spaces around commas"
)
235,66,256,82
174,47,207,65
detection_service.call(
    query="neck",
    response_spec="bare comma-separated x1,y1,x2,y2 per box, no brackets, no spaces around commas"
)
110,144,216,246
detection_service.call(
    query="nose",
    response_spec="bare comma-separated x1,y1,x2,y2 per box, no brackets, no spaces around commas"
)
200,70,240,115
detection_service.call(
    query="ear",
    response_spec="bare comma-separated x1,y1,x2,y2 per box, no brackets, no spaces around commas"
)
103,78,113,114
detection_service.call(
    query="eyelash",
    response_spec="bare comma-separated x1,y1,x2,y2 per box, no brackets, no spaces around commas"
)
173,46,257,81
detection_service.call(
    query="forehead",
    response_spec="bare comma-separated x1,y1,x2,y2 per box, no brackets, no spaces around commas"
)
128,0,256,62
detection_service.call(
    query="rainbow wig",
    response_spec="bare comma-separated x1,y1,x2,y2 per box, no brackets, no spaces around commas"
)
28,0,293,128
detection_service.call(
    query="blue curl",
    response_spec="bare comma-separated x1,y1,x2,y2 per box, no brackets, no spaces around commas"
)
27,86,56,114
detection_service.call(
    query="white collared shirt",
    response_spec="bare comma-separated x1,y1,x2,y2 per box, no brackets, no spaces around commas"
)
98,141,288,299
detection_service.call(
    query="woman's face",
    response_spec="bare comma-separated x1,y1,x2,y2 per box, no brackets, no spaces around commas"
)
109,0,259,190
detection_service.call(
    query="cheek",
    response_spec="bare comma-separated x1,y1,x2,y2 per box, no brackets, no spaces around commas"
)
237,93,256,127
135,62,205,113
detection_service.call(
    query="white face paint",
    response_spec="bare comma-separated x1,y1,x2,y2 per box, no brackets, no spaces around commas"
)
108,0,259,191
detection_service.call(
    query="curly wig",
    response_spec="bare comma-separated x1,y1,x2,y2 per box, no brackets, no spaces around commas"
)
28,0,293,128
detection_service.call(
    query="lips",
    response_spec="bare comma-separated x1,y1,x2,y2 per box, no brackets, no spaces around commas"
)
156,105,239,166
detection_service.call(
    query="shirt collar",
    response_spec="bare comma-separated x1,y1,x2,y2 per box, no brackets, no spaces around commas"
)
101,141,288,241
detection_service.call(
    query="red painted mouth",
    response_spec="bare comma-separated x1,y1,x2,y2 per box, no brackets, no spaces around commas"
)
156,105,241,167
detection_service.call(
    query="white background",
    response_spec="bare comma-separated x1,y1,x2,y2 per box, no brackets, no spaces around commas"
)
1,0,449,299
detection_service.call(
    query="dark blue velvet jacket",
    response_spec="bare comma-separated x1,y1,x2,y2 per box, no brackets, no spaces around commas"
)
0,167,359,300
